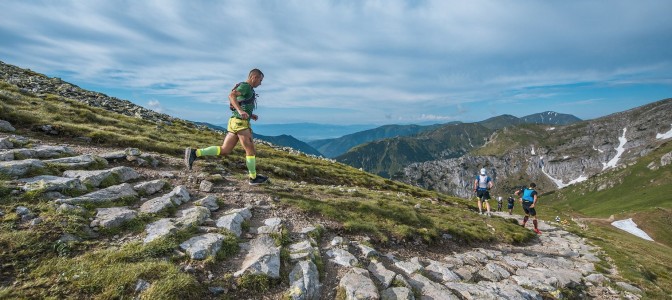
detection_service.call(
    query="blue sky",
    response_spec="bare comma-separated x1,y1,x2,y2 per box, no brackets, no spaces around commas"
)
1,0,671,126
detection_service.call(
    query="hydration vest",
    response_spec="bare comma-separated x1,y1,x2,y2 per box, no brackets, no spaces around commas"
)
229,82,257,111
476,175,491,191
522,188,536,202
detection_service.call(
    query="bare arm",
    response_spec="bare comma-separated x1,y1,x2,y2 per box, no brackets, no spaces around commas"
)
530,194,538,208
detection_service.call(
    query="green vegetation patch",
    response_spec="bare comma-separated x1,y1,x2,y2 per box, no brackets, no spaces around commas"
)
271,179,534,244
578,222,672,299
10,228,203,299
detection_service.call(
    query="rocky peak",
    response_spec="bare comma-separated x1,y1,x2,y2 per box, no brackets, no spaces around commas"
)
402,98,672,198
520,111,582,125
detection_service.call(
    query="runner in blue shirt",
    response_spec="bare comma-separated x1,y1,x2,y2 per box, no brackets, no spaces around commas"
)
515,182,541,234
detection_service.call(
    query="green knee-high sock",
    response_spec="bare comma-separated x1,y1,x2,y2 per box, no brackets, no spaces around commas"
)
197,146,220,157
246,156,256,179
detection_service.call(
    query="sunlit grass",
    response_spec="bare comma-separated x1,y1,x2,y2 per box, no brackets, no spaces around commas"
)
268,179,534,244
543,142,672,298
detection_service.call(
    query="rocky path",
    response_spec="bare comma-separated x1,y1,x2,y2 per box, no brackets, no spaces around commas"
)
0,119,644,299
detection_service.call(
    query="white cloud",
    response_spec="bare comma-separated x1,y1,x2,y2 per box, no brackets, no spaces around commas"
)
419,114,458,121
1,0,670,125
147,99,162,112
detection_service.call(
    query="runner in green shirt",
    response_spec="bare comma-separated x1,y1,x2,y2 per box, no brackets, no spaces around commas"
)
185,69,268,185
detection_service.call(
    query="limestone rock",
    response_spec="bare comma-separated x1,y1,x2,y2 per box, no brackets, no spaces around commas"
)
55,183,138,204
338,268,379,300
287,260,320,300
91,207,137,228
179,233,226,260
0,120,16,132
235,235,281,279
194,194,219,211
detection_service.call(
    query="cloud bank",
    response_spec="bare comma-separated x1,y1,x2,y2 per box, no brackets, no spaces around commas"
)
1,0,671,125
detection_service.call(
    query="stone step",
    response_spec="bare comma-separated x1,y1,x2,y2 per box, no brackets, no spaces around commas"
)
234,234,281,279
138,185,190,214
287,260,321,300
18,175,86,192
90,207,137,229
63,166,140,188
143,206,211,244
133,179,169,196
98,147,161,168
0,158,46,178
179,233,228,260
0,135,31,149
44,154,108,170
214,207,252,238
0,145,76,161
54,182,138,204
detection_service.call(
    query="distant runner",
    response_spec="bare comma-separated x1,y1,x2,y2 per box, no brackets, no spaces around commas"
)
507,196,515,215
515,182,541,234
473,168,494,216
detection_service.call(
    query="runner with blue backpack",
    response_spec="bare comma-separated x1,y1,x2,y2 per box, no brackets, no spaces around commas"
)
473,168,494,216
515,182,542,234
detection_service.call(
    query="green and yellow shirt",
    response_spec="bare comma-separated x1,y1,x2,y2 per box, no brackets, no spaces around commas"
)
231,82,256,119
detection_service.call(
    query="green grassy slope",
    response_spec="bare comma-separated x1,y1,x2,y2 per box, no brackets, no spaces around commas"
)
544,141,672,219
0,81,536,298
542,141,672,298
0,83,534,244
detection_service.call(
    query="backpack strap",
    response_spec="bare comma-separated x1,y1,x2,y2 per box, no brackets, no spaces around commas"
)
229,82,256,111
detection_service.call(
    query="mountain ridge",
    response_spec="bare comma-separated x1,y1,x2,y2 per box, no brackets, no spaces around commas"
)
401,98,672,198
308,123,448,158
336,112,583,178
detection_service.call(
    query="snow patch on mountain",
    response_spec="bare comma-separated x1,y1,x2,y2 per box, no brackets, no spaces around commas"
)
656,124,672,140
603,127,628,170
611,218,654,241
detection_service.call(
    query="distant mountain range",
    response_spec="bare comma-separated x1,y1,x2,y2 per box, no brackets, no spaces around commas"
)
308,123,450,158
202,111,582,169
337,123,492,177
252,112,580,160
334,112,583,177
